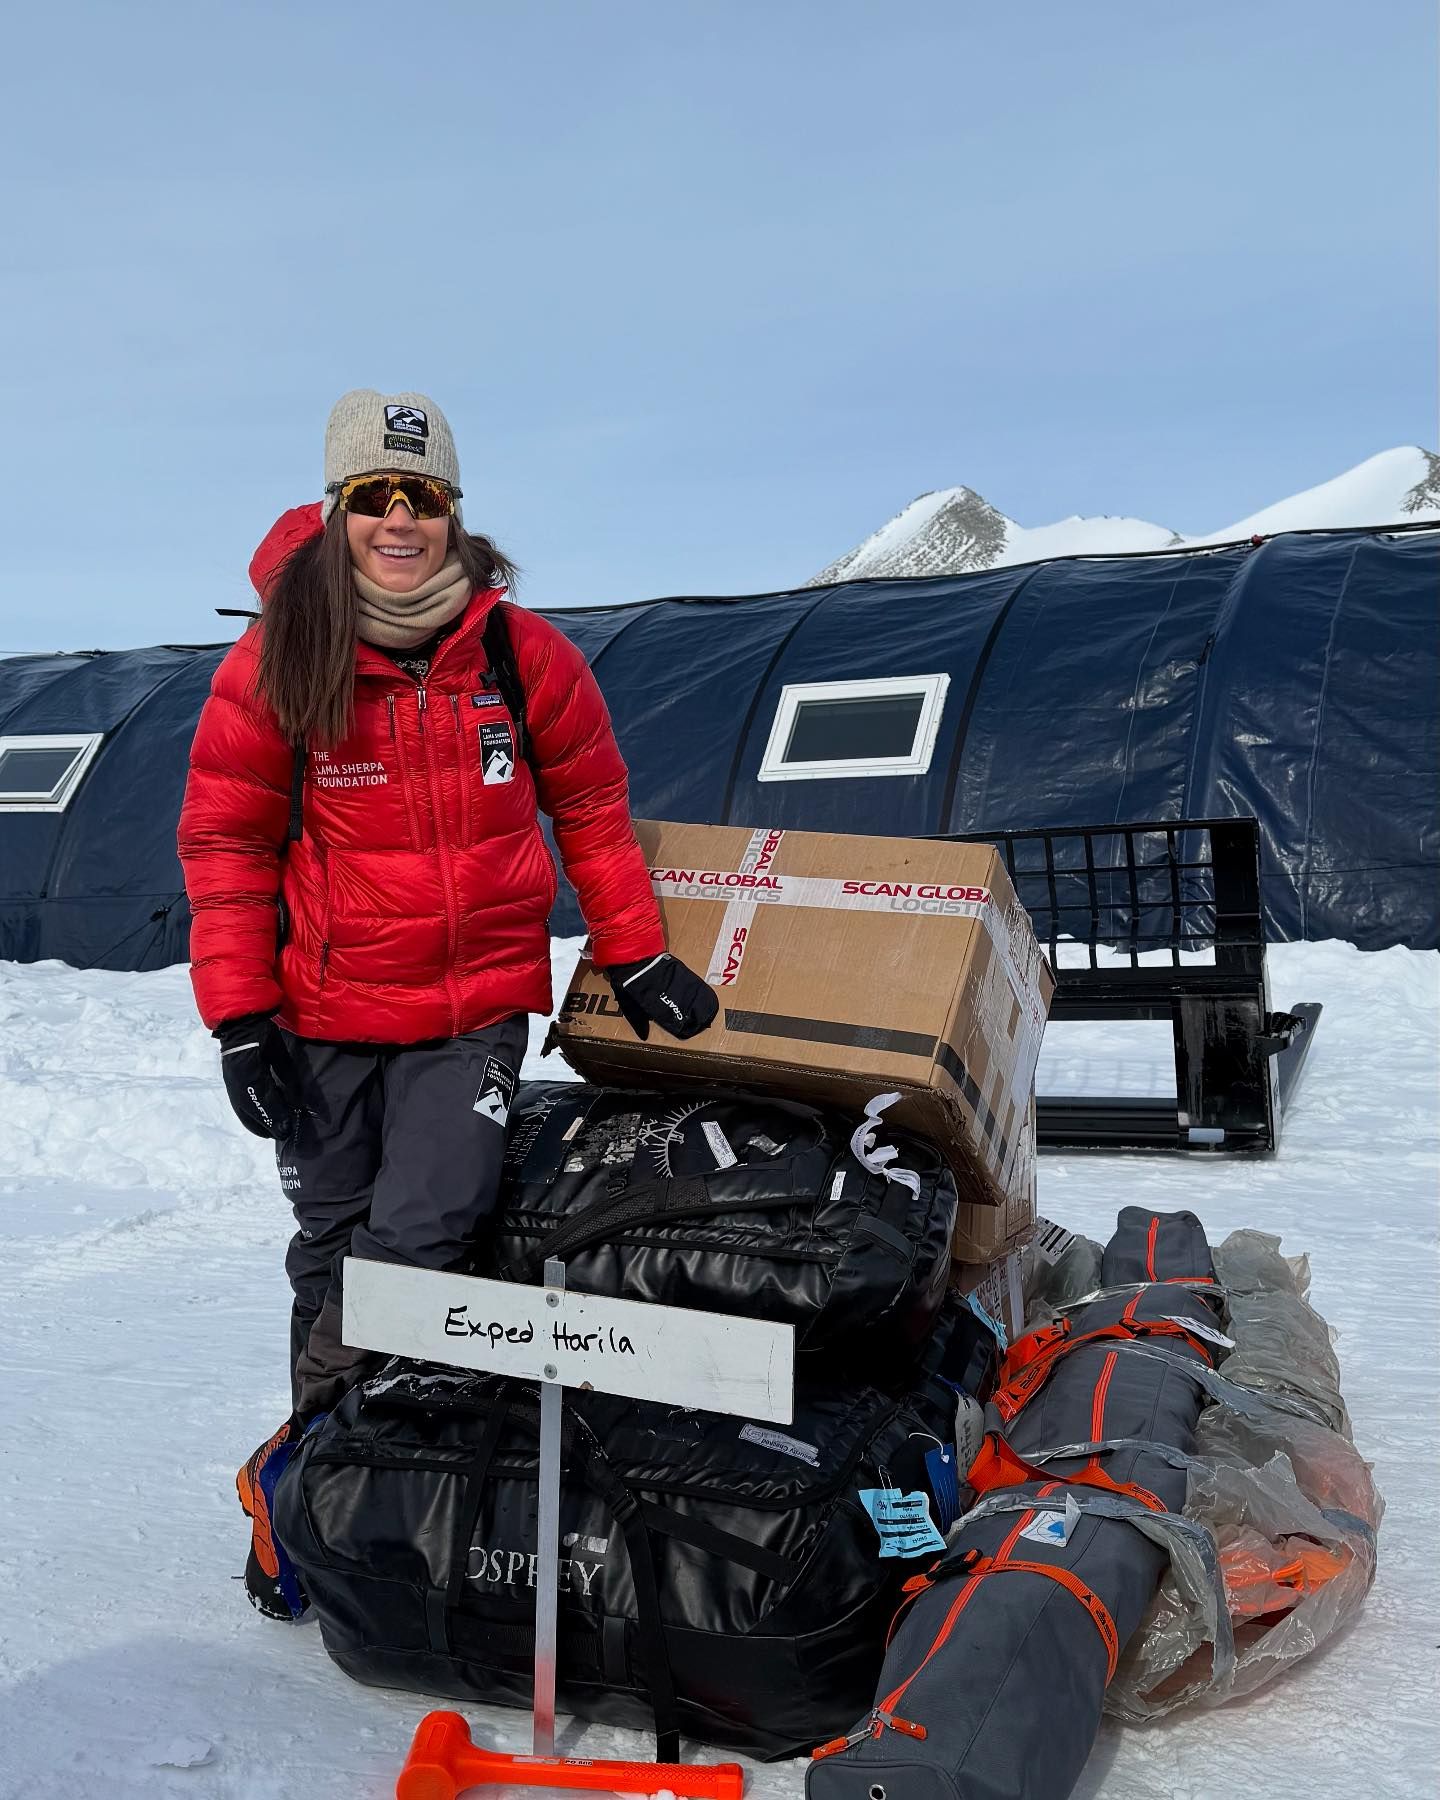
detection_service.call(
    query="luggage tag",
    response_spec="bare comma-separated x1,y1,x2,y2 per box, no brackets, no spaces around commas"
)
961,1288,1008,1353
923,1444,961,1532
859,1486,946,1558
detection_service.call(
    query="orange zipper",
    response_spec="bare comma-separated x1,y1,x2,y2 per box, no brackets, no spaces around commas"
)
863,1504,1040,1744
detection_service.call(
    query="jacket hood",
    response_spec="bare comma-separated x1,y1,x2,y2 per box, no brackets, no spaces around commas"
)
250,503,324,601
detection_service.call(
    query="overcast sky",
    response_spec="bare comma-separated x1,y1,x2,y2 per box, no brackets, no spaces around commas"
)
3,0,1434,650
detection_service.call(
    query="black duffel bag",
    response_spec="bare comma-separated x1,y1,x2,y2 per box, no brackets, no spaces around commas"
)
272,1311,995,1761
479,1082,958,1374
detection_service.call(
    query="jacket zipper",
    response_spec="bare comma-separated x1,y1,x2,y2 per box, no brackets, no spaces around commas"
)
419,683,463,1033
450,693,473,847
388,692,425,851
315,841,333,1000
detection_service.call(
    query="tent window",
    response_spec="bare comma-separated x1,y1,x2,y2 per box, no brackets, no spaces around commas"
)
758,675,949,781
0,734,104,811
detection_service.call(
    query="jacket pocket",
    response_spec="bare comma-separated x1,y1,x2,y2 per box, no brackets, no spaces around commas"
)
534,824,559,912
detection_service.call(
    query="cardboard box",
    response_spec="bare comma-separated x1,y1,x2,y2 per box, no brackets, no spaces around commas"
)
952,1096,1038,1262
557,820,1053,1213
953,1247,1027,1346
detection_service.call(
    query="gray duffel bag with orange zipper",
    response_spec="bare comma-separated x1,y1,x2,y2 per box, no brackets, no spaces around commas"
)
808,1207,1219,1800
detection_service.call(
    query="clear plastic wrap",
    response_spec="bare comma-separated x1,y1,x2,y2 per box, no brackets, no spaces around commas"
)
1020,1224,1103,1315
1105,1228,1382,1719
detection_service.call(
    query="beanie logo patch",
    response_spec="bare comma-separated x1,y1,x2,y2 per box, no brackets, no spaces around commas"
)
382,403,429,459
385,404,429,438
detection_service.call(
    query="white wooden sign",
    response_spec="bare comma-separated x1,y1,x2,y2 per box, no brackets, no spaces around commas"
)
343,1257,796,1423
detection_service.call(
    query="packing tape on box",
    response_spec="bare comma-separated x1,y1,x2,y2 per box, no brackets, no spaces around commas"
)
653,828,1048,1175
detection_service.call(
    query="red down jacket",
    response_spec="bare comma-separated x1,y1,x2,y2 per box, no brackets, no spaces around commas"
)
178,505,664,1041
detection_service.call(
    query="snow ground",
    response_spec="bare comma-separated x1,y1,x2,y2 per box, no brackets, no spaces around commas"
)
0,939,1436,1800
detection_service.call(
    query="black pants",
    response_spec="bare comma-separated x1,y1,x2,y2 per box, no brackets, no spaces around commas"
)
275,1014,528,1419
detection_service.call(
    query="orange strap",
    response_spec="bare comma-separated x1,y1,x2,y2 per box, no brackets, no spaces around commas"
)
997,1319,1069,1385
992,1318,1216,1425
957,1551,1120,1683
967,1429,1166,1514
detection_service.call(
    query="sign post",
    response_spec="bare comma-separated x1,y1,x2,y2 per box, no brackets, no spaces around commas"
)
343,1254,796,1763
532,1257,565,1757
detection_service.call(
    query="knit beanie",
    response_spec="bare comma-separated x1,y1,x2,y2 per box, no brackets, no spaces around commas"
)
320,389,463,524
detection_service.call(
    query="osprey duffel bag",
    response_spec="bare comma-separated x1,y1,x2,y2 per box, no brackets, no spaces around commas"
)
272,1309,995,1761
479,1082,958,1373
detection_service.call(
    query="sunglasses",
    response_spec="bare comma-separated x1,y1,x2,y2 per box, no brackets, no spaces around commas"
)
332,472,461,520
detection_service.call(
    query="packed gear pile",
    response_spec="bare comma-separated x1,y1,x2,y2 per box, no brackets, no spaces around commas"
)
266,1087,1379,1791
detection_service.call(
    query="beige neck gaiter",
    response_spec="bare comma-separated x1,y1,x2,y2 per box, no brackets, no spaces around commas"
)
353,553,472,650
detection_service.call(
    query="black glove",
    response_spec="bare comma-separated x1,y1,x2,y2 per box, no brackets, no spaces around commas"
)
216,1013,303,1140
604,953,719,1042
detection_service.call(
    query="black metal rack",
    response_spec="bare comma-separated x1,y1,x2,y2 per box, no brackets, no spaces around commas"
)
941,817,1320,1154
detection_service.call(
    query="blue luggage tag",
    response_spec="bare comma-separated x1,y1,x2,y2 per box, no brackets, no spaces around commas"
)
859,1487,946,1558
961,1289,1008,1352
924,1444,961,1532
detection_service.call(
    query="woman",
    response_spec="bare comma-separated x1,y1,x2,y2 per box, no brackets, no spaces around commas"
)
178,389,715,1616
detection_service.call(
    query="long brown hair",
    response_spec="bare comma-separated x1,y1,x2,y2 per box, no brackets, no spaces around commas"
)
255,509,518,745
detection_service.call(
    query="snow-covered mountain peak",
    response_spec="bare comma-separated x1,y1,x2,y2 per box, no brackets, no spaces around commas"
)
810,446,1440,586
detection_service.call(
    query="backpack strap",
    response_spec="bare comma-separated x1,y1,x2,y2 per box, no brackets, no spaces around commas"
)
482,603,539,775
286,742,306,845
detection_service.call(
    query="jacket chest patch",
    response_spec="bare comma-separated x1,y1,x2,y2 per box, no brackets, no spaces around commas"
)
479,721,516,785
310,749,389,790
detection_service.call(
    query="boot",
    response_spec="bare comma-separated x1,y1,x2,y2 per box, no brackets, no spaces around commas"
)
235,1417,309,1620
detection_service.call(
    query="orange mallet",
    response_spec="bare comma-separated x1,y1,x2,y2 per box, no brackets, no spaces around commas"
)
396,1711,746,1800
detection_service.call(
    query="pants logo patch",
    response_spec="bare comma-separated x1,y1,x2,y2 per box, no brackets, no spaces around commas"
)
479,720,515,784
473,1056,516,1126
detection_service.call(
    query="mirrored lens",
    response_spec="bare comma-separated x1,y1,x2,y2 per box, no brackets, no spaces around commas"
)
340,475,454,519
402,477,456,520
341,476,398,517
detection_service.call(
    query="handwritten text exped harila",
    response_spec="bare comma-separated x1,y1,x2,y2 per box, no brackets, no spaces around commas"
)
443,1305,636,1357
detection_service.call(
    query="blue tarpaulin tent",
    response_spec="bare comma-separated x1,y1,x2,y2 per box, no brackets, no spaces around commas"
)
2,523,1435,970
